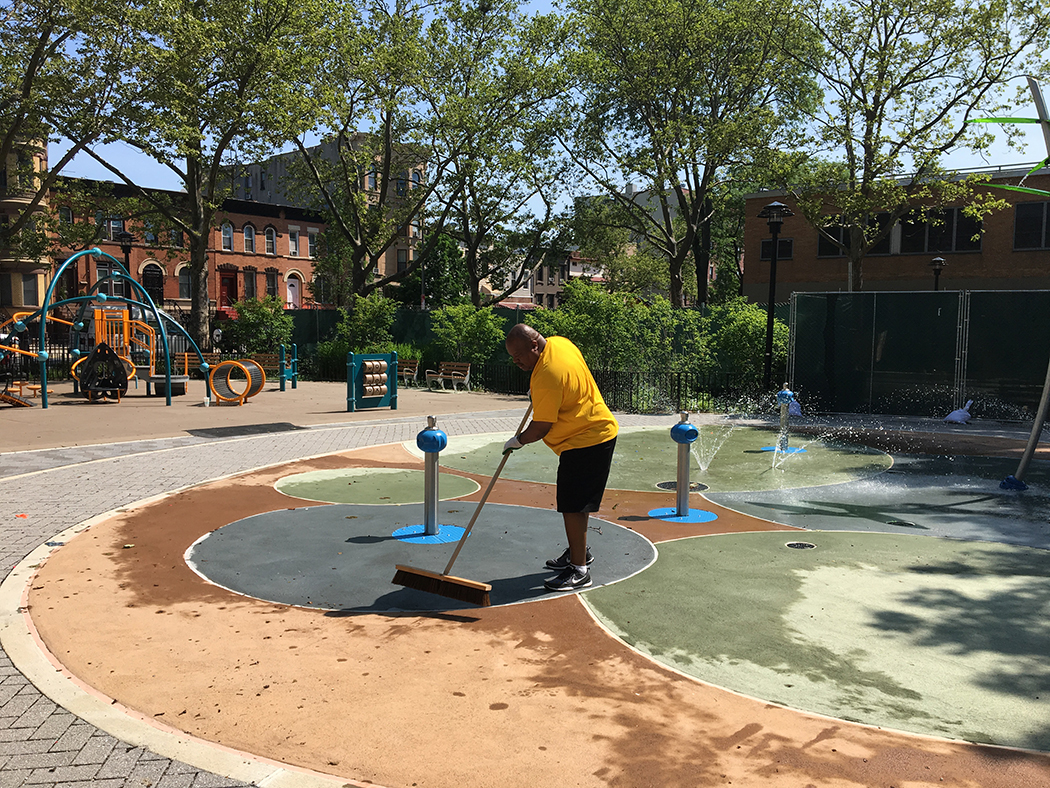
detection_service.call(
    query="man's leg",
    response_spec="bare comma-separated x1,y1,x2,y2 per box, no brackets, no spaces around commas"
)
564,511,589,568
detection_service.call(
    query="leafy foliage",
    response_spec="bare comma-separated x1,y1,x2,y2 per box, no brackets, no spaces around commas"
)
335,292,398,350
702,297,787,386
221,296,293,354
389,233,468,308
429,304,506,364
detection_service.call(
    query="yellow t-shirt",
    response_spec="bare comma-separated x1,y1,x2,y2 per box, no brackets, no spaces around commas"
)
530,336,619,455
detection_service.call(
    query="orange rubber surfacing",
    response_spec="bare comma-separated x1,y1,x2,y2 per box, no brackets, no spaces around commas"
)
25,444,1050,788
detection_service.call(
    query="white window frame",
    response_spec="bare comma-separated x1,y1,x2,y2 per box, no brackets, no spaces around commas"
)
243,225,256,254
288,228,300,257
221,223,233,251
265,227,276,255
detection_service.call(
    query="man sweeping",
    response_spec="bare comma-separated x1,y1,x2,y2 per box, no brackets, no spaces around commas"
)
503,324,618,591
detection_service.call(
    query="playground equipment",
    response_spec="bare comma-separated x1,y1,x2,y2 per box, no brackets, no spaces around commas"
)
76,341,130,402
209,359,266,405
346,352,398,412
0,248,208,408
647,412,718,524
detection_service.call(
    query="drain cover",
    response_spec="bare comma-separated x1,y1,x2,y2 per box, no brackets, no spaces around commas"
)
655,480,709,492
785,542,816,550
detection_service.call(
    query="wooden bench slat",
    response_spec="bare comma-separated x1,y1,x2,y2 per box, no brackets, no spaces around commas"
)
425,361,471,391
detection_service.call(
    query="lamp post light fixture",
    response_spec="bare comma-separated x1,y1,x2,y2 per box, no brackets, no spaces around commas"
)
114,230,136,300
930,256,946,291
758,201,793,390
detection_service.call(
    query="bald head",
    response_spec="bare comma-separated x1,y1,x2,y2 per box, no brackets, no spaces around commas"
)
506,324,546,371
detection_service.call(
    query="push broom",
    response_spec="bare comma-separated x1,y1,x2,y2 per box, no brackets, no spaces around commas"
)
392,404,532,606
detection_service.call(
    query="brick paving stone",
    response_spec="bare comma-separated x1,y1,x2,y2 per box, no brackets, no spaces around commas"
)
69,734,116,766
156,772,195,788
58,780,125,788
0,768,31,788
3,752,75,771
47,723,90,753
27,715,71,743
95,746,143,780
0,741,54,757
22,763,101,784
126,758,169,785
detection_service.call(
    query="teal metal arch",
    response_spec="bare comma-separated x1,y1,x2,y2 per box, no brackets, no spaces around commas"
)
28,247,208,408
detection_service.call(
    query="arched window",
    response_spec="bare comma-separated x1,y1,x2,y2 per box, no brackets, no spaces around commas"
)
58,206,73,224
243,225,255,253
221,223,233,251
178,267,191,299
412,170,421,189
142,263,164,305
265,227,276,255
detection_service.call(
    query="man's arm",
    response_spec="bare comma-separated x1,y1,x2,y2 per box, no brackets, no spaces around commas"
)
504,420,553,453
518,420,553,445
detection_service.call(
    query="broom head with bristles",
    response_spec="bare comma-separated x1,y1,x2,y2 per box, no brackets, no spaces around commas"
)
392,564,492,606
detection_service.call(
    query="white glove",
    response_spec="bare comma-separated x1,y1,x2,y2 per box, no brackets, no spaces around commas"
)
503,435,524,453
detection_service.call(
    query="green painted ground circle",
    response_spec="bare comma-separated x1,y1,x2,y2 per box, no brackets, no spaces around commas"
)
583,530,1050,751
410,426,890,492
275,467,479,505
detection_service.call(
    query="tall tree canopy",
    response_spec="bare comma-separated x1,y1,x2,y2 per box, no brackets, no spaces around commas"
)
0,0,139,257
784,0,1050,291
80,0,331,343
563,0,820,306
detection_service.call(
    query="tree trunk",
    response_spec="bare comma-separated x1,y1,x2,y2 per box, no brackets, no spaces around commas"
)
188,259,210,348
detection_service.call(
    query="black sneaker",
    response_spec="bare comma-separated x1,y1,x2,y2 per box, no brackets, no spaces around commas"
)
544,566,592,592
545,547,594,570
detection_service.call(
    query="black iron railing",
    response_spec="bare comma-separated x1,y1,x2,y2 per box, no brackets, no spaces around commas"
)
472,363,742,414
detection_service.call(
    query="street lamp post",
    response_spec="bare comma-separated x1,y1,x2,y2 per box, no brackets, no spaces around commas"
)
115,230,136,300
930,256,946,291
758,201,793,390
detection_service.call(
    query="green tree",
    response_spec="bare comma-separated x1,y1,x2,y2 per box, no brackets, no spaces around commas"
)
80,0,331,344
429,303,505,364
221,296,293,354
0,0,138,259
784,0,1048,291
391,232,468,309
335,292,397,350
703,297,786,386
569,195,669,295
431,1,574,306
564,0,820,306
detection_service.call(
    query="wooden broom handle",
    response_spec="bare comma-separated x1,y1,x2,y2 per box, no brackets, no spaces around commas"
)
443,403,533,575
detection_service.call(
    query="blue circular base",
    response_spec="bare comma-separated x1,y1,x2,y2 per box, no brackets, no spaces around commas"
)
648,507,719,524
760,446,807,453
392,524,466,544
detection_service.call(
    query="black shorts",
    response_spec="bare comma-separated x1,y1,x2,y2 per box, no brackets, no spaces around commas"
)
556,437,617,513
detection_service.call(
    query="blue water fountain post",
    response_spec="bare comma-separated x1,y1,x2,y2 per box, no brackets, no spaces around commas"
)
416,415,447,535
671,411,700,516
776,384,795,451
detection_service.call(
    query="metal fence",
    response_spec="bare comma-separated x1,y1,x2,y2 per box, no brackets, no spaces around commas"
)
471,363,742,414
790,290,1050,418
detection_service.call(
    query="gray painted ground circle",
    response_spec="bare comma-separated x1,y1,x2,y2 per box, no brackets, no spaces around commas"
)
186,502,655,612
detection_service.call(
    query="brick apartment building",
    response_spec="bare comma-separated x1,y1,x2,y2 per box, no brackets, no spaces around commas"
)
742,165,1050,302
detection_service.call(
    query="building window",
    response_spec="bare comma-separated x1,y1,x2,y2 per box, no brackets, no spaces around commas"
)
21,273,38,305
58,206,73,224
412,170,421,189
397,248,408,273
266,270,278,297
289,230,299,257
178,268,191,299
143,221,158,245
901,208,981,254
1015,202,1049,249
396,171,407,197
95,213,124,241
368,171,378,191
142,263,164,304
170,230,184,248
243,225,255,253
95,260,127,298
308,231,318,258
265,227,276,255
222,223,233,251
244,269,256,299
0,273,12,305
760,238,794,261
536,266,544,284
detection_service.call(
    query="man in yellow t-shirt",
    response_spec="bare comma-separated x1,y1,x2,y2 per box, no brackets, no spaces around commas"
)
503,324,618,591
